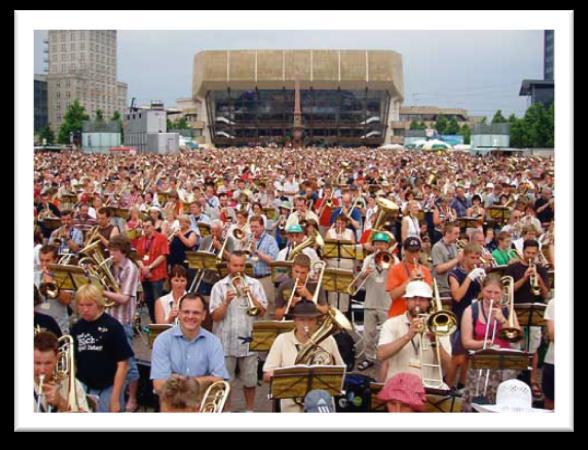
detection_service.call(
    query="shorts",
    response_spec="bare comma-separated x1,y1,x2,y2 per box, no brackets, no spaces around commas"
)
450,329,466,356
225,354,258,388
542,363,554,401
523,326,543,354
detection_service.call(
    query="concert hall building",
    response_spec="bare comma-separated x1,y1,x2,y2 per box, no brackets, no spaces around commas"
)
192,50,404,147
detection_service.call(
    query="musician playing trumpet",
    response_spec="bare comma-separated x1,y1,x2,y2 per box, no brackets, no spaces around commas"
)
357,232,397,372
387,237,433,319
504,239,549,399
209,251,268,412
34,331,90,412
48,209,83,256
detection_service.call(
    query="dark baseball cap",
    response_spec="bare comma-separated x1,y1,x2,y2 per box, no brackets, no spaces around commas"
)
403,237,422,252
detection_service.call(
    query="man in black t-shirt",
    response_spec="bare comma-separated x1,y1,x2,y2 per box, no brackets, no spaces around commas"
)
274,254,328,320
71,284,134,413
447,243,484,391
534,187,554,227
504,239,549,399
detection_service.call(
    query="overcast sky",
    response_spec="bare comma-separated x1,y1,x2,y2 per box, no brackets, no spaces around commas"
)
34,30,545,118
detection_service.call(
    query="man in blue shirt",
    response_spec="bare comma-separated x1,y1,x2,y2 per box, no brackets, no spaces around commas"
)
150,293,229,394
449,186,471,219
248,215,279,318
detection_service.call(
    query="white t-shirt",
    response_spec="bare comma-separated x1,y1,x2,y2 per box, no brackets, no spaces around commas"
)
156,291,187,323
544,299,554,365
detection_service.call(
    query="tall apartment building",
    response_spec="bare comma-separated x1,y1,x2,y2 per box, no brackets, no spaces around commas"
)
46,30,128,133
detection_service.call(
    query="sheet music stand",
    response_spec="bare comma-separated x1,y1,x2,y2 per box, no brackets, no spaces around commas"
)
488,265,508,276
269,365,346,410
459,217,481,231
184,251,219,271
269,261,293,285
468,349,532,371
250,320,296,352
110,207,130,220
39,218,61,231
322,268,354,293
323,239,355,260
515,302,547,351
486,206,511,227
146,324,173,348
197,222,211,238
47,263,88,292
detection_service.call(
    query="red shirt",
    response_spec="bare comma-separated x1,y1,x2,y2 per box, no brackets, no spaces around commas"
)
136,232,169,282
385,261,433,318
315,197,340,227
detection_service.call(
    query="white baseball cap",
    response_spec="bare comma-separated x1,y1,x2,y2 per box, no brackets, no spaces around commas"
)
486,182,495,189
404,281,433,299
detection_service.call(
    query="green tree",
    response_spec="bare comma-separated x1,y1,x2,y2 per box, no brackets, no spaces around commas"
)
38,125,55,145
111,111,124,142
545,103,554,148
479,116,487,125
166,118,174,130
445,117,460,135
176,117,189,129
409,120,421,130
95,109,104,123
458,124,471,145
434,115,449,135
509,117,526,148
492,109,507,124
58,99,89,144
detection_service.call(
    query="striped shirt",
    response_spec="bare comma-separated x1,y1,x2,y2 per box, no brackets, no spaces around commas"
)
209,275,268,357
109,257,140,326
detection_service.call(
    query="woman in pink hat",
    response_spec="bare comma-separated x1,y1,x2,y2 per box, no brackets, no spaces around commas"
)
377,372,427,412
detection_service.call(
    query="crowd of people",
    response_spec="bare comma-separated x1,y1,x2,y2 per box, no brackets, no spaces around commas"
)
32,146,555,414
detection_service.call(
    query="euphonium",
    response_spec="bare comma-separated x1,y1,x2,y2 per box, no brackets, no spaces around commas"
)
199,380,231,413
294,307,352,365
50,335,82,412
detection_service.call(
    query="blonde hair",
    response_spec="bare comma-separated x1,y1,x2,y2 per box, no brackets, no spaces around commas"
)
75,283,105,308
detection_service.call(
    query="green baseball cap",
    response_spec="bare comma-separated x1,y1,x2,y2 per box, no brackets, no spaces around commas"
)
371,231,391,243
286,224,304,233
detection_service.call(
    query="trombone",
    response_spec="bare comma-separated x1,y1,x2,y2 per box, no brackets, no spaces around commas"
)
414,279,457,389
345,251,393,296
529,259,542,296
231,273,260,316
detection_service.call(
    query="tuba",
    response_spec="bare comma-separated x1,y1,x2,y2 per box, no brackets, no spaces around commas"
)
294,307,352,366
199,380,231,413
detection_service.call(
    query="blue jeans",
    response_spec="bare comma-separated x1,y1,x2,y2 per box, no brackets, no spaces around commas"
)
83,383,126,413
124,324,140,383
142,280,164,323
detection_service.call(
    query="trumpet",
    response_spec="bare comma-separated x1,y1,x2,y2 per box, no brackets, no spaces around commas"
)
346,251,393,296
231,273,260,316
529,259,541,296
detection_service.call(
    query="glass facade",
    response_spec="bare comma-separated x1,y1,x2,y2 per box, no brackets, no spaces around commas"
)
206,88,391,146
34,78,48,133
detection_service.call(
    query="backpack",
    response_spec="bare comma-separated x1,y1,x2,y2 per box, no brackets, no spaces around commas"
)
335,372,375,412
